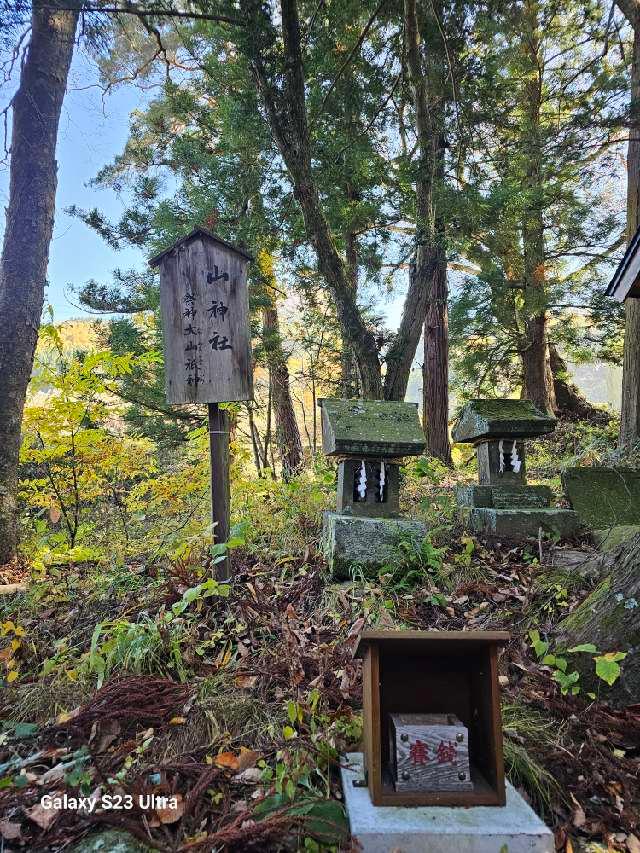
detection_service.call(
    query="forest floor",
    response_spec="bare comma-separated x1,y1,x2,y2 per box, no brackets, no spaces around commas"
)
1,430,639,852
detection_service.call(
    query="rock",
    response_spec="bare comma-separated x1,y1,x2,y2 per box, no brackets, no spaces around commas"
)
452,399,556,444
319,399,425,457
593,524,640,552
556,532,640,706
322,512,428,579
69,829,150,853
562,467,640,529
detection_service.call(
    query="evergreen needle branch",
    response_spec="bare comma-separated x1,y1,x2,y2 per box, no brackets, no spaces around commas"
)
316,0,388,118
48,4,244,26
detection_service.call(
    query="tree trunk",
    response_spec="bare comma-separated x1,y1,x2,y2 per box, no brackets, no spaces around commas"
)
341,186,360,399
423,247,452,461
555,533,640,707
242,0,382,398
262,302,303,479
620,18,640,450
519,1,556,415
384,0,438,404
391,0,451,462
0,1,78,565
549,345,610,422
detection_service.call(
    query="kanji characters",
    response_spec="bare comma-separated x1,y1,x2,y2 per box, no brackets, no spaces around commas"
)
209,332,232,351
436,740,457,764
409,739,428,766
207,299,229,321
207,265,229,283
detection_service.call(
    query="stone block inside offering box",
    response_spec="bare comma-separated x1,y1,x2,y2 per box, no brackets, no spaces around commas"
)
389,713,473,792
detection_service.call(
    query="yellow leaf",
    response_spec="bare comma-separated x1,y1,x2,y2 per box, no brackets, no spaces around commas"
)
14,626,26,638
10,639,21,652
6,670,18,683
169,716,186,725
1,622,15,636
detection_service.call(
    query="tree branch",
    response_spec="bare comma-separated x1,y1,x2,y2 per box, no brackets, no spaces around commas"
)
49,4,244,26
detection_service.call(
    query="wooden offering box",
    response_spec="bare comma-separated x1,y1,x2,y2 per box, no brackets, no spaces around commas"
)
389,713,472,792
355,630,510,807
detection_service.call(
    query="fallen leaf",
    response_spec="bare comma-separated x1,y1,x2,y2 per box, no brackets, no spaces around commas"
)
155,793,184,825
169,716,186,725
237,747,260,772
627,834,640,853
234,674,258,689
0,820,22,840
570,793,586,829
95,719,120,752
55,707,80,725
234,767,263,784
215,751,239,770
26,799,61,830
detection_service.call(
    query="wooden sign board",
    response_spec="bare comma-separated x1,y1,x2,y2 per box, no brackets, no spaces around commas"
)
151,228,253,404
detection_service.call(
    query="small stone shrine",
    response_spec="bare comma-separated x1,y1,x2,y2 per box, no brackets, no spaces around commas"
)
452,399,580,539
319,399,428,578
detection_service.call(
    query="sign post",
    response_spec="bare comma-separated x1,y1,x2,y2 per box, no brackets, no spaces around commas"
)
150,228,253,578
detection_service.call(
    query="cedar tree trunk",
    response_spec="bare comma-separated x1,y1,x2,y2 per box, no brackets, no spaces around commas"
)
389,0,451,462
0,1,78,564
519,1,556,415
556,533,640,707
262,301,303,479
550,345,609,422
619,8,640,450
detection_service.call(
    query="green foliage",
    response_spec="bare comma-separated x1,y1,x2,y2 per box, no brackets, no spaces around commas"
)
379,534,450,596
502,703,560,814
529,630,627,695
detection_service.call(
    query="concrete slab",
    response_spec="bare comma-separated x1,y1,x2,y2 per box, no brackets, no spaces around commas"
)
340,752,554,853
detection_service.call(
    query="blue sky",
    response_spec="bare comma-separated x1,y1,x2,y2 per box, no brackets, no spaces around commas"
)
0,49,148,322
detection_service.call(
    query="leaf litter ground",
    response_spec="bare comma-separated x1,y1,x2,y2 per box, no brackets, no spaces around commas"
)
0,538,638,852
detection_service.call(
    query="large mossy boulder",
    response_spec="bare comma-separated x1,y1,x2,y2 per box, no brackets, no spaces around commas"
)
562,467,640,530
555,533,640,707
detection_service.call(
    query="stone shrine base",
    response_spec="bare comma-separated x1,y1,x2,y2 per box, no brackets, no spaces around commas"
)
322,512,428,579
468,507,580,539
341,752,554,853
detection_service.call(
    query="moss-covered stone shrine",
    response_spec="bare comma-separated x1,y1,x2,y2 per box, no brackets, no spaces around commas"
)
453,399,580,539
319,399,428,578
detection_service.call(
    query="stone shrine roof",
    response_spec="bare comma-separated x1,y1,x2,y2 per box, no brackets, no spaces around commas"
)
452,399,556,444
319,399,425,457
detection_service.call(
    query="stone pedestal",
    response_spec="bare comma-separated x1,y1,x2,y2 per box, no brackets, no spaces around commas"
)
340,752,554,853
467,507,580,539
322,512,428,579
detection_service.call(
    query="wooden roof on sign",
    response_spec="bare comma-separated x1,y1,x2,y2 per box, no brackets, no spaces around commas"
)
606,224,640,301
148,227,254,268
354,629,510,658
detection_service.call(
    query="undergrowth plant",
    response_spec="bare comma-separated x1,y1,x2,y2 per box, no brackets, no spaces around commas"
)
529,630,627,696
